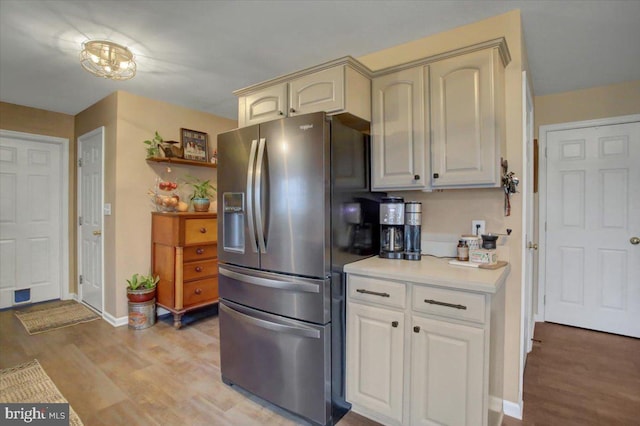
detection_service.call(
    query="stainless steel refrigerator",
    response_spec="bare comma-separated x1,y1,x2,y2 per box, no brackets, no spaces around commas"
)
217,112,382,426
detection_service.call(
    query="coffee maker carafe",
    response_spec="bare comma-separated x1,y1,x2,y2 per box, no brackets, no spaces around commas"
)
379,197,404,259
404,201,422,260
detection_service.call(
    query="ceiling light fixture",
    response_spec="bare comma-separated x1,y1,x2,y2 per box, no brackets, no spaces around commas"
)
80,40,136,80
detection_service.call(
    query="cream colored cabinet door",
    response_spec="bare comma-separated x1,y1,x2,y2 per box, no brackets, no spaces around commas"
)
289,66,344,116
430,48,504,187
239,83,287,127
410,315,484,426
347,302,404,424
371,66,428,190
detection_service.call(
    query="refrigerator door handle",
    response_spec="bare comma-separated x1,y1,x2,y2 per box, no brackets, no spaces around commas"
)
246,139,259,253
219,266,320,293
221,302,321,339
254,137,267,254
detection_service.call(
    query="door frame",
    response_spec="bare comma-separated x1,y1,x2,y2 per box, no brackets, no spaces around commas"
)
77,127,105,313
537,114,640,321
0,129,70,302
518,71,534,410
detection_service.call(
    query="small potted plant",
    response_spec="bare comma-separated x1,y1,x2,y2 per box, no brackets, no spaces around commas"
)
126,273,159,303
185,176,216,212
143,131,163,159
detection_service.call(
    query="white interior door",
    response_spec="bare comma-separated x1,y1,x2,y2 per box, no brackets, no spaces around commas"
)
545,120,640,337
78,128,104,312
0,131,65,308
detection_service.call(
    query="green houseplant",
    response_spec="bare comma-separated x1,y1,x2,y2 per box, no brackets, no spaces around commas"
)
143,131,163,159
126,273,159,303
185,176,216,212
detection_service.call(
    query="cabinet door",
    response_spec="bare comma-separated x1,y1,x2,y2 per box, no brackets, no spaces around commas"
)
289,66,344,116
371,66,428,190
347,302,404,423
242,83,287,126
410,315,484,426
430,48,502,187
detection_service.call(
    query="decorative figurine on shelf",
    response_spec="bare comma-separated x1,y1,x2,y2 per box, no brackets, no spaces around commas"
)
160,140,184,158
210,149,218,165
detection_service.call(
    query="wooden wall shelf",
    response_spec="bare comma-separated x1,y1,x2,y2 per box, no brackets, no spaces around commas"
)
146,157,217,168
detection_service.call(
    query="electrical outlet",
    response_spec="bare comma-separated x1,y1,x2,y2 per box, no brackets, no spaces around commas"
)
472,220,486,236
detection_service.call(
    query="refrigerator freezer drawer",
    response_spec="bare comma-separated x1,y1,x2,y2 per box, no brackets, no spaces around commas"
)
219,264,330,324
220,300,331,426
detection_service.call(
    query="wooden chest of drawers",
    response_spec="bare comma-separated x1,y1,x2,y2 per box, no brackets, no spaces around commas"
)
151,212,218,328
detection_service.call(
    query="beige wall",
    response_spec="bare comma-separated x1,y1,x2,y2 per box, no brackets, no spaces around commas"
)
0,102,77,293
111,91,236,318
535,80,640,132
359,9,526,404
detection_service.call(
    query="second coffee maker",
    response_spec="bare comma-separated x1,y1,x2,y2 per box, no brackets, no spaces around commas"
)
379,197,404,259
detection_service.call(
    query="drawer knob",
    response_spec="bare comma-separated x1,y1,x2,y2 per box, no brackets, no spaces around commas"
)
200,227,207,234
424,299,467,310
290,107,296,113
195,266,203,273
413,326,420,333
392,321,399,328
414,174,420,180
195,288,202,295
196,248,205,255
356,289,390,298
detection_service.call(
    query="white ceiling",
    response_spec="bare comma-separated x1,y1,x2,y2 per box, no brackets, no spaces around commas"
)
1,0,639,121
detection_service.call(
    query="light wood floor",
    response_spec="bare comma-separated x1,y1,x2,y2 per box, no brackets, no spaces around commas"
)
1,303,639,425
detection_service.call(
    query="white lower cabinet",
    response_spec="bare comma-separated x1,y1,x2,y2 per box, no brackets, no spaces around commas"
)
346,273,505,426
410,316,484,426
346,302,404,423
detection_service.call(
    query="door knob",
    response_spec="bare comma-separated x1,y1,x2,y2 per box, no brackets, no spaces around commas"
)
527,241,538,250
631,237,640,245
92,230,102,236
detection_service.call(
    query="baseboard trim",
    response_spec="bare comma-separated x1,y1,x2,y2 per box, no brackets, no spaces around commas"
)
503,399,523,420
103,311,128,327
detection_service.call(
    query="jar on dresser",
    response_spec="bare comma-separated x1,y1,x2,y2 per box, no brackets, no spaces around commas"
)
151,212,219,329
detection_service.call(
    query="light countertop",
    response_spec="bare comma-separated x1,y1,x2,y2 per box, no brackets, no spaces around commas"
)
344,255,510,294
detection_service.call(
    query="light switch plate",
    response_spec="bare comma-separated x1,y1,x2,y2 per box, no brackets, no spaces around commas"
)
104,203,112,215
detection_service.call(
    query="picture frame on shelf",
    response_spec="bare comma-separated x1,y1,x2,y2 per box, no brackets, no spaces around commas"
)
181,128,208,162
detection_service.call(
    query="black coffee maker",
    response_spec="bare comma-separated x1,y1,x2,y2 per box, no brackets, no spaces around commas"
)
379,197,404,259
404,201,422,260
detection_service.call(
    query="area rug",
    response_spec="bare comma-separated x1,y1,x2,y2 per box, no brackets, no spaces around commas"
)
14,300,100,335
0,359,84,425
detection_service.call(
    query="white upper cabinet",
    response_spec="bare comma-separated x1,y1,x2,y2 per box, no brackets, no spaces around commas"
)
240,83,287,126
430,47,506,188
371,66,429,190
370,39,510,190
236,57,371,127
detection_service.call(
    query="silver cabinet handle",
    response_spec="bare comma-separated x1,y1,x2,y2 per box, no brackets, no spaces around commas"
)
356,289,390,298
424,299,467,310
631,237,640,245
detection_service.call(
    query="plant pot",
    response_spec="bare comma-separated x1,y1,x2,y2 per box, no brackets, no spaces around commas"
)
192,198,210,212
127,287,156,303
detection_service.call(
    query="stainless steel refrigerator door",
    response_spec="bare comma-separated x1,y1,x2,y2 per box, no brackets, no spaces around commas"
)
219,263,330,324
258,112,330,278
217,125,261,269
220,300,331,426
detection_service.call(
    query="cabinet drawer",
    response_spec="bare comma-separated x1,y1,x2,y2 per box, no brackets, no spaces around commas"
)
185,218,217,245
348,275,406,309
183,277,218,307
183,259,218,282
183,244,217,262
412,285,485,324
